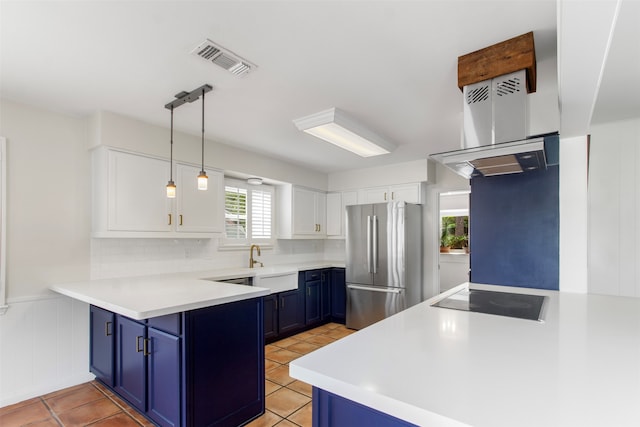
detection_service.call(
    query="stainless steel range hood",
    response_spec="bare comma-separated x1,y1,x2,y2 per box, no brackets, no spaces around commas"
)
431,69,558,179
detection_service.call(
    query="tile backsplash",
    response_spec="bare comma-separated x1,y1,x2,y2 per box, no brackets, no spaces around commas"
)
91,238,345,279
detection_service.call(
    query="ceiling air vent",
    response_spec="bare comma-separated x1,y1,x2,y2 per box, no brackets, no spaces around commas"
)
191,39,256,76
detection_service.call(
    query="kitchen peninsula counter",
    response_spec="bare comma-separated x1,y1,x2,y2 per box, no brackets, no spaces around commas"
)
49,261,345,319
290,283,640,427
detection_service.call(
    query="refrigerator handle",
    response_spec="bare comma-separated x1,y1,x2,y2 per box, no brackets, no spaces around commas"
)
366,215,372,273
372,215,378,274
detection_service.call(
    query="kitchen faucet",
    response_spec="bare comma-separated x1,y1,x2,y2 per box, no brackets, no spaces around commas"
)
249,244,263,268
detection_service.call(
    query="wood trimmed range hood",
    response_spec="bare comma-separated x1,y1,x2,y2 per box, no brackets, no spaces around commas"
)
431,32,558,179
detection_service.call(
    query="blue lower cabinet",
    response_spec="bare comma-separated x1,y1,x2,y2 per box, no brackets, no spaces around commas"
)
263,295,278,341
330,268,346,323
147,328,181,427
278,289,305,335
305,279,321,325
91,298,264,427
89,305,114,386
313,388,418,427
114,316,147,412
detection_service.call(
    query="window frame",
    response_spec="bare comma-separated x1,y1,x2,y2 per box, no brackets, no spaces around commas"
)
221,178,275,248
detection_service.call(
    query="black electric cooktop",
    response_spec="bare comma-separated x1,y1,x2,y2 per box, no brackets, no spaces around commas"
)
432,288,546,321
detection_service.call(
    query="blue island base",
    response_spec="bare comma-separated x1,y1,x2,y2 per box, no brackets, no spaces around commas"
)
313,388,418,427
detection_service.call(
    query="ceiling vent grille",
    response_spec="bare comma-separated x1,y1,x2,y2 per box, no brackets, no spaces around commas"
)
191,39,256,76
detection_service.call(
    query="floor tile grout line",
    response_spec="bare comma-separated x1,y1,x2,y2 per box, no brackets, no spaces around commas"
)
40,397,64,426
90,383,148,427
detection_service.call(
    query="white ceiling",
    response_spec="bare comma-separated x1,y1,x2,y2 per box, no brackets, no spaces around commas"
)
1,1,637,174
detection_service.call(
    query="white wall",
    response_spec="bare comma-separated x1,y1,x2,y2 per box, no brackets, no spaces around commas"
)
588,117,640,296
0,99,94,407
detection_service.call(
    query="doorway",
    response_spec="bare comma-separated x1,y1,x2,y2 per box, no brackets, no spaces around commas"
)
438,191,470,293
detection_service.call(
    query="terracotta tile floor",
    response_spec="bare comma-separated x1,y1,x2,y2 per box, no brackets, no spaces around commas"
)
0,323,353,427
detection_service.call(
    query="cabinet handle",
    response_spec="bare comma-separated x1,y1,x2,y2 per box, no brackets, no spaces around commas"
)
105,322,112,337
318,224,321,232
281,297,285,309
275,299,278,310
143,338,151,356
308,287,311,296
168,214,172,225
179,214,183,226
136,335,144,353
384,192,387,201
391,192,395,200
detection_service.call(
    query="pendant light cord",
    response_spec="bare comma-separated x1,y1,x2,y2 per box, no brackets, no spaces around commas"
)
170,105,174,182
201,90,205,172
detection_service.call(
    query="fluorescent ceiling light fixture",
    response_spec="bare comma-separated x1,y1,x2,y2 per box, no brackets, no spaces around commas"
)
293,108,396,157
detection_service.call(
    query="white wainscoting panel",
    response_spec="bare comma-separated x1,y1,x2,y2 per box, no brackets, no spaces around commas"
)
0,295,93,407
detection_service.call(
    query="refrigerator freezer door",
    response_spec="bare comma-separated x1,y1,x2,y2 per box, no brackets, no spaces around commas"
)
346,284,406,330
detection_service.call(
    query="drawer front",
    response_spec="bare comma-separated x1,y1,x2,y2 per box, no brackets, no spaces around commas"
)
147,313,182,336
305,270,322,281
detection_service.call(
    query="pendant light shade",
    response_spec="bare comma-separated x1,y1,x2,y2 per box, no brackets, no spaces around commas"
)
198,89,208,191
166,106,176,198
166,181,176,198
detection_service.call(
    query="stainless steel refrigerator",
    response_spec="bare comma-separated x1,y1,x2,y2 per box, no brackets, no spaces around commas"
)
346,201,422,330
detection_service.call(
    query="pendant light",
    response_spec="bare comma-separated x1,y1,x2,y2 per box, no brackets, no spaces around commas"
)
166,105,176,198
163,84,212,196
197,88,208,190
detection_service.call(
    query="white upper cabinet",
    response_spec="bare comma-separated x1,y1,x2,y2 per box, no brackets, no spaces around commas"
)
92,147,223,238
326,191,357,238
175,163,224,234
277,185,326,239
104,149,172,233
358,183,422,204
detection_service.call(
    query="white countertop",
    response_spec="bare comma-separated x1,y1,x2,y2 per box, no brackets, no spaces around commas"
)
50,261,344,320
289,283,640,427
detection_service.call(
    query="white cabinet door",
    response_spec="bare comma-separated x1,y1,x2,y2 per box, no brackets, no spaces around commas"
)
358,187,388,204
326,191,357,238
358,184,421,205
107,150,171,232
389,183,421,204
176,164,224,233
326,193,342,237
292,187,320,235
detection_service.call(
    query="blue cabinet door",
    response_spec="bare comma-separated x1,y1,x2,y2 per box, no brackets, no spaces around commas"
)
115,315,147,412
305,280,321,325
320,269,331,321
147,327,181,427
90,305,114,386
263,295,278,340
279,289,305,334
330,268,346,323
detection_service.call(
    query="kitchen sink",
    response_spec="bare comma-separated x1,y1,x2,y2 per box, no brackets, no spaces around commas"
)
253,270,297,293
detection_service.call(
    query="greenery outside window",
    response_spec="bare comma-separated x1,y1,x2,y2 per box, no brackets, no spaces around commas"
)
223,178,274,247
440,215,469,252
